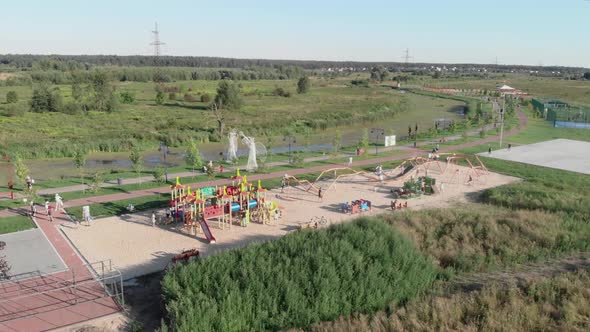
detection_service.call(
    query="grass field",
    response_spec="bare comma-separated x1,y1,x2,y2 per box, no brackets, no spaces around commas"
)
426,74,590,105
383,205,589,273
0,77,466,159
0,215,36,234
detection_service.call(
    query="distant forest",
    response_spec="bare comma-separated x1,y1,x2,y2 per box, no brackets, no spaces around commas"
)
0,54,587,86
1,54,587,73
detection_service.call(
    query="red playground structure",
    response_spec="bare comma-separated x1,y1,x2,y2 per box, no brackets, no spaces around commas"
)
169,170,282,244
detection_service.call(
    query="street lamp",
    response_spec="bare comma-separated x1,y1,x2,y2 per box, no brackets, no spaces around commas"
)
283,135,296,163
159,142,169,182
370,128,384,155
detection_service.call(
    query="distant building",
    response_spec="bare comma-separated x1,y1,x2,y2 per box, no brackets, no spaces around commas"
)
496,84,527,97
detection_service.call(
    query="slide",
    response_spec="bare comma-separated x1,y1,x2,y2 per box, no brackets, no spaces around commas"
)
199,220,216,244
391,164,415,181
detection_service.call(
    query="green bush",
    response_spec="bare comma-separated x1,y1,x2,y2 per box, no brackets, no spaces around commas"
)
162,219,438,331
200,93,211,103
273,87,291,97
118,91,136,104
6,91,18,103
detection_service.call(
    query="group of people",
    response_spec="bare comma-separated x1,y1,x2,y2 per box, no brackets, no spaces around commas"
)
390,199,408,211
29,193,64,223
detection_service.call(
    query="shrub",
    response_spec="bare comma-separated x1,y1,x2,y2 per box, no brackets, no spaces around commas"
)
118,91,135,104
350,79,369,87
61,101,84,115
162,219,438,331
153,166,165,183
273,87,291,97
1,103,27,117
6,91,18,103
155,91,165,105
168,92,176,101
297,76,310,94
183,93,196,102
200,93,211,103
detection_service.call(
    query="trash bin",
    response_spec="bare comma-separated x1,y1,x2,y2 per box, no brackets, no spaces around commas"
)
117,177,122,185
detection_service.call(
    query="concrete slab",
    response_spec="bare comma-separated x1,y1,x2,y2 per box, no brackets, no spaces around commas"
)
479,139,590,175
0,229,67,279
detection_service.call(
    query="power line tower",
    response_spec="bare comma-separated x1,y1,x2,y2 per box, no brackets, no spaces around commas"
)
150,22,165,83
403,48,413,65
150,22,165,58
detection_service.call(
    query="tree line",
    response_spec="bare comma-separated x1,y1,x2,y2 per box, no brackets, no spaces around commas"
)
2,54,587,75
0,65,308,87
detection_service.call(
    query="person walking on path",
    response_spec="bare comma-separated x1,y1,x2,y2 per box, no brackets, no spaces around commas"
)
348,157,353,167
8,181,14,200
318,187,323,202
219,164,224,173
508,143,512,151
44,200,50,215
48,205,54,223
151,211,156,227
55,193,64,212
488,146,492,155
30,201,36,217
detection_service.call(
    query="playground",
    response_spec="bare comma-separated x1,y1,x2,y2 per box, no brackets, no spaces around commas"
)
61,159,519,279
481,139,590,175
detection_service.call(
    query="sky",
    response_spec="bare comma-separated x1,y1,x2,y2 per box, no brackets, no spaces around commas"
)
2,0,589,67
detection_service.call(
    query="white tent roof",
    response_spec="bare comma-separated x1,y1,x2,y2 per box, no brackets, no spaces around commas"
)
497,85,515,90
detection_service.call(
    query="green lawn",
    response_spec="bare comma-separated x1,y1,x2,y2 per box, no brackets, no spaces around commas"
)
0,215,36,234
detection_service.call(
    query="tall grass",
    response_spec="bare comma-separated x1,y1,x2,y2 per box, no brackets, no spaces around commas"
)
161,219,439,332
381,205,589,273
480,158,590,221
303,269,590,332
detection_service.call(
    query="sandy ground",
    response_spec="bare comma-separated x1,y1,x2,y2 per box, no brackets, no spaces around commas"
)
480,139,590,175
61,164,519,279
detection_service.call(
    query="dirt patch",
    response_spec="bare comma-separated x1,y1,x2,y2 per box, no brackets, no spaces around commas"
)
0,73,16,80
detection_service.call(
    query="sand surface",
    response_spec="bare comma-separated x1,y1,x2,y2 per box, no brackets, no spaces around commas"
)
62,164,519,279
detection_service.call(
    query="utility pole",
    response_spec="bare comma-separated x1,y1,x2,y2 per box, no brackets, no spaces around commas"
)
499,96,505,148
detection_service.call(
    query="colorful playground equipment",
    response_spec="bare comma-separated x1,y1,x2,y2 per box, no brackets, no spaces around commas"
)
169,171,282,243
341,199,372,214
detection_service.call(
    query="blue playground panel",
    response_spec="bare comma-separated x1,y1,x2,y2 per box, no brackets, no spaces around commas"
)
230,200,258,212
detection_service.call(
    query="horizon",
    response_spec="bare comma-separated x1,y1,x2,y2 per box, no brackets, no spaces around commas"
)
2,53,588,70
2,0,589,68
